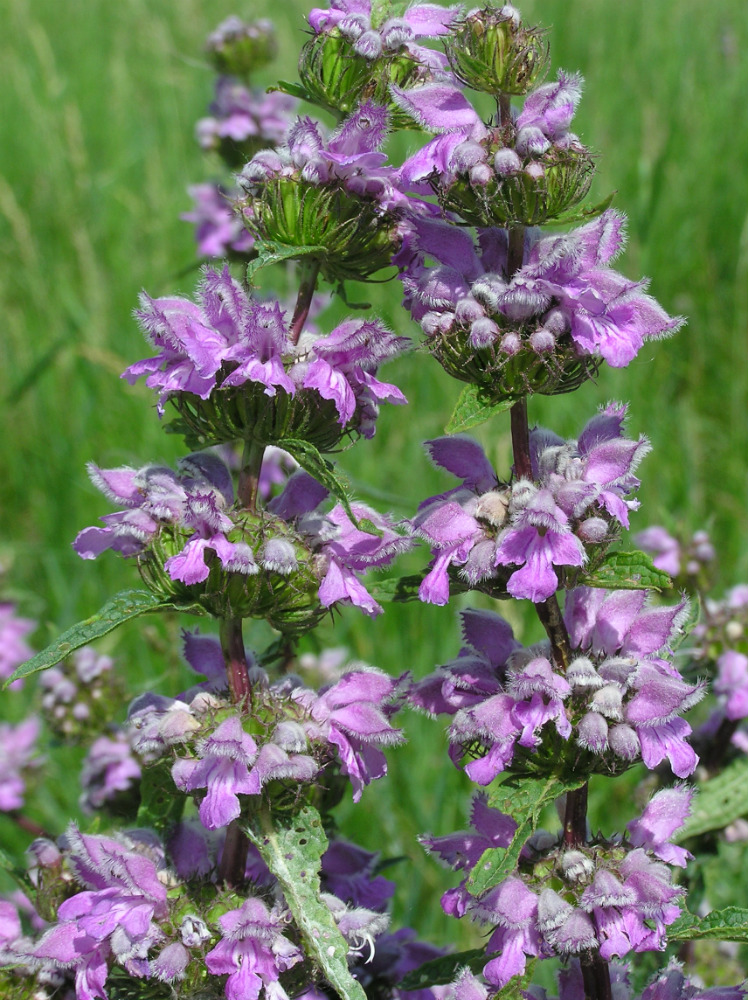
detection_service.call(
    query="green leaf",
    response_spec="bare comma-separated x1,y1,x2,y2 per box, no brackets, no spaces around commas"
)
399,948,494,991
367,574,425,603
577,550,671,592
0,846,35,895
246,241,326,281
282,437,361,528
270,80,313,101
135,761,186,835
244,805,367,1000
3,589,195,687
445,384,514,434
468,774,585,895
551,191,616,227
674,756,748,842
668,907,748,942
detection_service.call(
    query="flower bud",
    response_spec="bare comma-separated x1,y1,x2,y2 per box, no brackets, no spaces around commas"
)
446,6,549,96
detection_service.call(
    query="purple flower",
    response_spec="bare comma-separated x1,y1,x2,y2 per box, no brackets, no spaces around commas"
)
196,77,296,153
79,732,142,814
205,897,302,1000
294,669,405,801
0,717,40,811
32,828,169,999
182,183,255,258
0,602,35,689
308,0,459,72
399,209,681,369
414,405,647,606
626,786,694,867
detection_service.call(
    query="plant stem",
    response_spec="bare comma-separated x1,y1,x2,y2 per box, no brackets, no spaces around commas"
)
510,396,533,480
563,782,588,847
217,819,249,887
238,438,265,512
220,616,251,706
581,952,613,1000
9,812,51,839
535,595,573,670
290,258,321,345
499,92,511,127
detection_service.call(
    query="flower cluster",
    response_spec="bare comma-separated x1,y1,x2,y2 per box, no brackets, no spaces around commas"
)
635,525,715,586
299,0,460,120
426,787,692,991
411,590,701,783
237,103,412,281
39,646,122,741
413,404,648,604
196,77,296,166
130,631,404,815
74,453,410,624
398,211,680,399
526,959,743,1000
182,182,255,259
124,264,407,445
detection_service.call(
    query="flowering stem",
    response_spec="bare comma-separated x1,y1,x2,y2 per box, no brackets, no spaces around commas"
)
238,439,265,512
217,819,249,888
563,782,588,847
581,951,613,1000
498,92,511,127
9,812,51,839
290,257,321,345
220,616,252,706
535,597,572,670
510,396,533,480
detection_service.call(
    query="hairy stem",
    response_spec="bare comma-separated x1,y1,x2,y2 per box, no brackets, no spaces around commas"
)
510,396,533,480
290,258,321,345
217,819,249,888
237,438,265,512
535,595,573,670
220,616,251,706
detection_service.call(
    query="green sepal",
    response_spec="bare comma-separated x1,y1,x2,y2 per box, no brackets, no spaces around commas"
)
668,907,748,942
674,756,748,842
246,240,326,282
445,384,514,434
551,191,616,227
4,589,203,687
399,947,496,991
468,774,585,895
244,804,367,1000
576,550,672,592
135,761,187,836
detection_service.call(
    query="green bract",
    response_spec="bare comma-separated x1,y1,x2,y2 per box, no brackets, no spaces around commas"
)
446,7,549,96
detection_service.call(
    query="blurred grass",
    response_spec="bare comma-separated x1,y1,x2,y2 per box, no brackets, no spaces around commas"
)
2,0,748,950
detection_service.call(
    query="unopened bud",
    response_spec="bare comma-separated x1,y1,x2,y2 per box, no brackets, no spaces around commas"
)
446,7,549,96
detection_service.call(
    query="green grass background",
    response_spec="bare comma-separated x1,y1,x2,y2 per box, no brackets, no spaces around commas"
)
2,0,748,958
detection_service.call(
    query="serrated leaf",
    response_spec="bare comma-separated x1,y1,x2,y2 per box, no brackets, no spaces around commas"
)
367,574,425,603
552,191,616,227
674,756,748,842
3,589,196,687
399,948,493,990
244,805,367,1000
468,774,585,895
282,437,361,529
578,550,671,592
445,384,514,434
668,907,748,942
246,241,326,281
136,761,186,835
